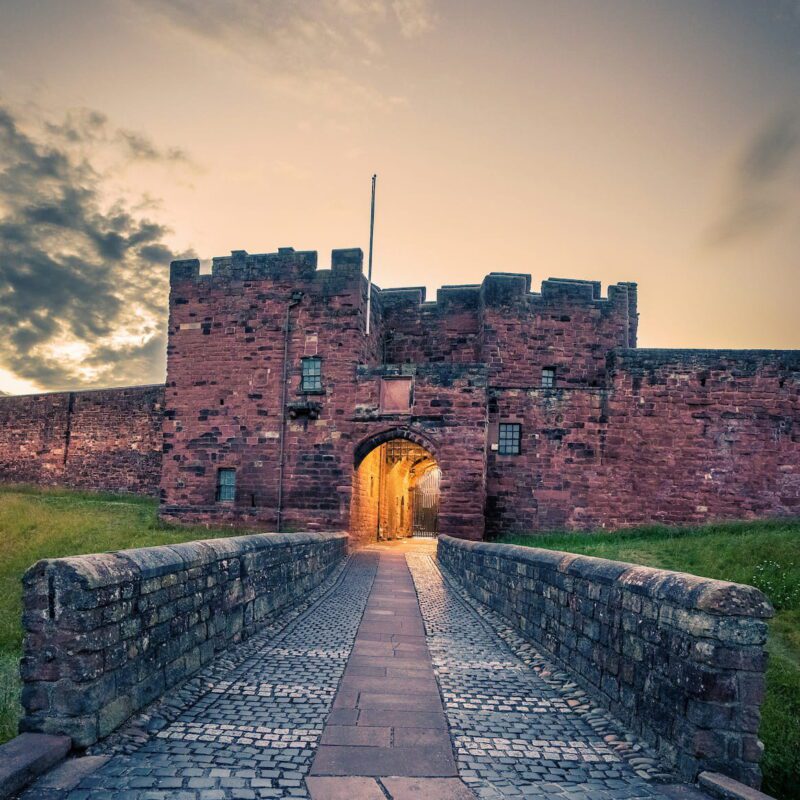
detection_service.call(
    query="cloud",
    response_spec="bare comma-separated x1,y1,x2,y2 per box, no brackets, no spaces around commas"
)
42,107,194,167
129,0,436,108
116,129,193,164
0,102,194,392
705,110,800,246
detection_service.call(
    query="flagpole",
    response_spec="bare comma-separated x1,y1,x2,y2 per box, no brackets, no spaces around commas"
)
366,174,376,336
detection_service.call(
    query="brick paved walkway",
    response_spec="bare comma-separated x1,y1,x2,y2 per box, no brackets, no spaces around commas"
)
22,542,706,800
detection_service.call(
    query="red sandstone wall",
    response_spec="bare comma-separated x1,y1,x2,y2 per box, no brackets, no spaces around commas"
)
486,350,800,534
480,275,636,388
0,385,164,496
162,248,487,539
381,286,481,364
380,276,636,387
599,350,800,527
162,248,371,528
0,393,69,485
349,446,381,546
486,387,605,534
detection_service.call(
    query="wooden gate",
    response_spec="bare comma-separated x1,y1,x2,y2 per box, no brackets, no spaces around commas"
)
412,467,440,538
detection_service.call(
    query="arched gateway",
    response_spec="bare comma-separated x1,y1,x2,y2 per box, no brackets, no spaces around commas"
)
350,430,441,544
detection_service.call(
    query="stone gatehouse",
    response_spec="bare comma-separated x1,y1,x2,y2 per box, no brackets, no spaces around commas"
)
1,245,799,541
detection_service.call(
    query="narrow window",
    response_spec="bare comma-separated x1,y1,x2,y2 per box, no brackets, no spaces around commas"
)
301,357,322,392
216,468,236,502
498,423,521,455
541,367,556,388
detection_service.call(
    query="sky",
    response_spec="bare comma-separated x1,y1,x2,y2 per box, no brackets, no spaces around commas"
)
0,0,799,395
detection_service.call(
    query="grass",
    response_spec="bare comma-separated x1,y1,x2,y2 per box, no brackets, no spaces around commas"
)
0,485,247,745
498,520,800,800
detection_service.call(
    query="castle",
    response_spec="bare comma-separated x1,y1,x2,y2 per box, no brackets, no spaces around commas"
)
1,246,798,542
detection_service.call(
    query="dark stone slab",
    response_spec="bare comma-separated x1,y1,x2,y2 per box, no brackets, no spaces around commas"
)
392,728,452,748
340,676,439,695
311,744,457,777
0,733,71,799
306,776,385,800
357,710,448,729
381,777,477,799
358,693,443,711
321,726,392,747
325,709,359,726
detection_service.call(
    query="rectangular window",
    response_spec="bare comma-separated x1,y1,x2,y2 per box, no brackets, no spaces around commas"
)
498,423,521,455
542,367,556,388
216,468,236,502
301,357,322,392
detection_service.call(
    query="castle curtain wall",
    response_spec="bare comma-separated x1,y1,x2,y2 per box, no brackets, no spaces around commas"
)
485,350,800,534
0,386,163,496
598,350,800,528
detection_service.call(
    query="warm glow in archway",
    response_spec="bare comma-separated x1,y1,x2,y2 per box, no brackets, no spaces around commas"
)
350,438,439,544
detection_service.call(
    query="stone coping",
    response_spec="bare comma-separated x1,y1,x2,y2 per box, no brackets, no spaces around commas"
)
24,531,348,590
438,535,773,619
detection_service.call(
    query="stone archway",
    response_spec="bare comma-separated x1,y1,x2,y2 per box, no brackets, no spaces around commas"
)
350,431,440,545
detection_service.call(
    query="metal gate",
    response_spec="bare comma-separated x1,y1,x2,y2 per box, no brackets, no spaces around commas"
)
412,467,440,538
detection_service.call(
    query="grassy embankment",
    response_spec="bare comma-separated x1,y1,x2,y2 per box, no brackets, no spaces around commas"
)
0,486,243,745
498,520,800,800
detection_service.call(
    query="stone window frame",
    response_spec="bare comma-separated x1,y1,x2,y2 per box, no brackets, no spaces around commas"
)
300,356,323,393
541,366,557,389
498,423,522,456
216,467,236,502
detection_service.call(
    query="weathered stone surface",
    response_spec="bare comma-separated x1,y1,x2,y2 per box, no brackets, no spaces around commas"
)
20,531,348,747
381,777,477,799
306,776,386,799
438,536,773,789
698,771,777,800
0,733,71,799
0,386,162,496
19,755,110,798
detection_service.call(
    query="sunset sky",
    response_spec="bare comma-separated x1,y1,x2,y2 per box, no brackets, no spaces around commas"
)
0,0,799,394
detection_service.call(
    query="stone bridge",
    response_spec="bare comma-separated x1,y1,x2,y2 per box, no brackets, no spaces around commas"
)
11,533,772,800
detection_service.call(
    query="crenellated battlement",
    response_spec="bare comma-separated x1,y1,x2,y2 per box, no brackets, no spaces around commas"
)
490,274,635,307
171,246,633,316
169,247,365,284
169,245,638,367
379,273,635,312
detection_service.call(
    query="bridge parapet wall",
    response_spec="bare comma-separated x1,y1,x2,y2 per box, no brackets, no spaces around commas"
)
20,531,347,748
438,535,773,788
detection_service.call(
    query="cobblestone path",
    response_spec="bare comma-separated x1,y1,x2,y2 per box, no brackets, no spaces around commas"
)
406,551,676,800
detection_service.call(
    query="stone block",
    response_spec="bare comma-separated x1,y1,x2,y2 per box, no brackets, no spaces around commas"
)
97,695,132,738
0,733,71,799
